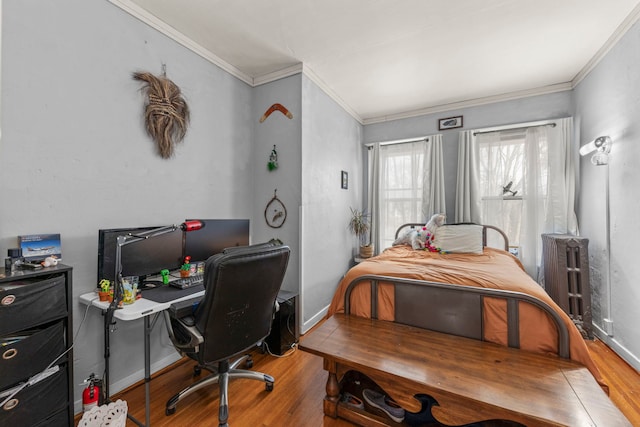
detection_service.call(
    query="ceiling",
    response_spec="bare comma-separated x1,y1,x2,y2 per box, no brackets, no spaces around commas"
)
114,0,640,124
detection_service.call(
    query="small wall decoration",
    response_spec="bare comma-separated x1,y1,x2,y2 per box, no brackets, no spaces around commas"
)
265,189,287,228
438,115,463,130
341,171,348,189
133,69,190,159
259,103,293,123
268,145,279,171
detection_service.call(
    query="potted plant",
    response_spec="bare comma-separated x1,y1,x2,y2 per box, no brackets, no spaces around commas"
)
180,256,192,278
348,207,373,258
98,279,113,302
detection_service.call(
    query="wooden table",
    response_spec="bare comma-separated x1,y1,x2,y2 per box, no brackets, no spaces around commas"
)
300,314,631,426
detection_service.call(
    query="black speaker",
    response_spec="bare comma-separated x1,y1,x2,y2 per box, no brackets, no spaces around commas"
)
265,290,298,355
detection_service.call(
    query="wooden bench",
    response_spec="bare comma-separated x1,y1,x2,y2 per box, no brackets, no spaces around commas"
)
300,314,631,426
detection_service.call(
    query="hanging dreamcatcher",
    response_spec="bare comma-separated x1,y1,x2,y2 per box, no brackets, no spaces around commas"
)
133,68,190,159
265,189,287,228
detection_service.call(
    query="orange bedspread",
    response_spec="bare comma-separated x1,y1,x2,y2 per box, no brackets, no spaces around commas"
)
328,245,607,390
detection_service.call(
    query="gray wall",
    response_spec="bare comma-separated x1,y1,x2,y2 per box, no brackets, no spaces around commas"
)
573,18,640,370
300,74,363,329
253,74,363,331
252,75,303,295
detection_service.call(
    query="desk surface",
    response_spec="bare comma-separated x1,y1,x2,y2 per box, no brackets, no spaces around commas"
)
79,288,205,321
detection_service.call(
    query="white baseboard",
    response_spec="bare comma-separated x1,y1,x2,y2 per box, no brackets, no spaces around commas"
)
301,304,329,334
74,351,183,415
592,324,640,371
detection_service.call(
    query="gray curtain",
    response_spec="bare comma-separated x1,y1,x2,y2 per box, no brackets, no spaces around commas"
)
424,134,447,217
367,144,380,254
454,130,481,223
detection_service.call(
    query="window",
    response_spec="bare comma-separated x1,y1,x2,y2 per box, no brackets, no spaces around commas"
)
368,135,445,254
477,129,549,251
378,141,426,249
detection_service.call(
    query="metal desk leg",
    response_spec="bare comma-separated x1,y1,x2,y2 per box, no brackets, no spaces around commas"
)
103,308,145,427
144,315,152,427
143,312,163,426
103,308,111,398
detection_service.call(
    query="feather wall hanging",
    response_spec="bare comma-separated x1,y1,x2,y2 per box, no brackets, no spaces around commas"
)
132,71,190,159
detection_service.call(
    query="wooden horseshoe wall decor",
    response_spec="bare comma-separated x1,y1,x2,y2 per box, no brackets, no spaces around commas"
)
265,189,287,228
259,103,293,123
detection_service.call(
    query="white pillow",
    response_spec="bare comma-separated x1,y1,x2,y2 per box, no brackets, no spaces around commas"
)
433,224,483,254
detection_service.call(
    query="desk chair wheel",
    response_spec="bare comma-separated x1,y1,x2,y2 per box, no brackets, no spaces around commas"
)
194,365,202,376
166,407,175,416
245,356,253,369
266,381,274,392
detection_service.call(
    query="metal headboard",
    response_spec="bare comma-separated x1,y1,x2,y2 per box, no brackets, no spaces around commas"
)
394,223,509,251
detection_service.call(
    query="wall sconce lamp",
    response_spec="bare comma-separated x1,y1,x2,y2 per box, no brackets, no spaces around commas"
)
579,135,614,336
579,136,612,165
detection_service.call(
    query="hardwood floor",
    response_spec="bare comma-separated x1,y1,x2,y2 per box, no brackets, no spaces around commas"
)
76,339,639,426
585,339,640,426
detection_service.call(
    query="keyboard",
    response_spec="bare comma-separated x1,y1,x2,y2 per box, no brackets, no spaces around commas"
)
169,273,204,289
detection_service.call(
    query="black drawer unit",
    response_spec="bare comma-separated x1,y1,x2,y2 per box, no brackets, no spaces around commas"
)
0,265,73,427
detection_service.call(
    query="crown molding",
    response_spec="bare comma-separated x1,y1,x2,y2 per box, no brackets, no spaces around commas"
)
252,63,303,86
107,0,253,85
108,0,639,127
300,65,363,124
252,63,365,123
107,0,365,123
572,3,640,88
362,82,573,125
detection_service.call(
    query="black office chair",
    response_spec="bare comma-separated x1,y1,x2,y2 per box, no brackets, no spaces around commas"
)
163,241,290,427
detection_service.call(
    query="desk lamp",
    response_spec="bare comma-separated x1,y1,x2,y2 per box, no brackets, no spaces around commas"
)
102,220,203,424
106,220,203,321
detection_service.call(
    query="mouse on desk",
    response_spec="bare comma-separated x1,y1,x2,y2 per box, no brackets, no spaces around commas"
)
142,280,165,289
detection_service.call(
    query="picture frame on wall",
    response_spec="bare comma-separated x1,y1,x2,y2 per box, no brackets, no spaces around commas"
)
438,116,463,130
341,171,348,189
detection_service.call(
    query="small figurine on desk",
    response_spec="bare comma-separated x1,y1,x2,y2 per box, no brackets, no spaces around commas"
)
161,269,170,285
180,256,191,278
42,255,59,267
98,279,113,302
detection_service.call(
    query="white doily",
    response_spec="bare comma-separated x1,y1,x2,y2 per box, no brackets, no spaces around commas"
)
78,399,128,427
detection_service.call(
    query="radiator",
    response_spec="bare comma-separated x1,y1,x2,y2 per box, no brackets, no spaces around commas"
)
541,234,593,339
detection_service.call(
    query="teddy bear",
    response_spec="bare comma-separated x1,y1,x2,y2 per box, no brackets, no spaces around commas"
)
392,227,428,250
393,213,446,250
425,213,446,236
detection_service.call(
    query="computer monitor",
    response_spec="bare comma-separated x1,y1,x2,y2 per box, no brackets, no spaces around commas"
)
97,226,184,284
183,219,250,262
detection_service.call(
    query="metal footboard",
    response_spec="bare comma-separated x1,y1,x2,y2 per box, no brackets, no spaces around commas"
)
344,275,570,359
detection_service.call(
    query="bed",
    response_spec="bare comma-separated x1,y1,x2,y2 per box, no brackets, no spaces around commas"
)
327,223,606,391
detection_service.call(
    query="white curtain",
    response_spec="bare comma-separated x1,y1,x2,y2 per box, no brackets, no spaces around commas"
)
456,118,577,279
369,135,445,251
